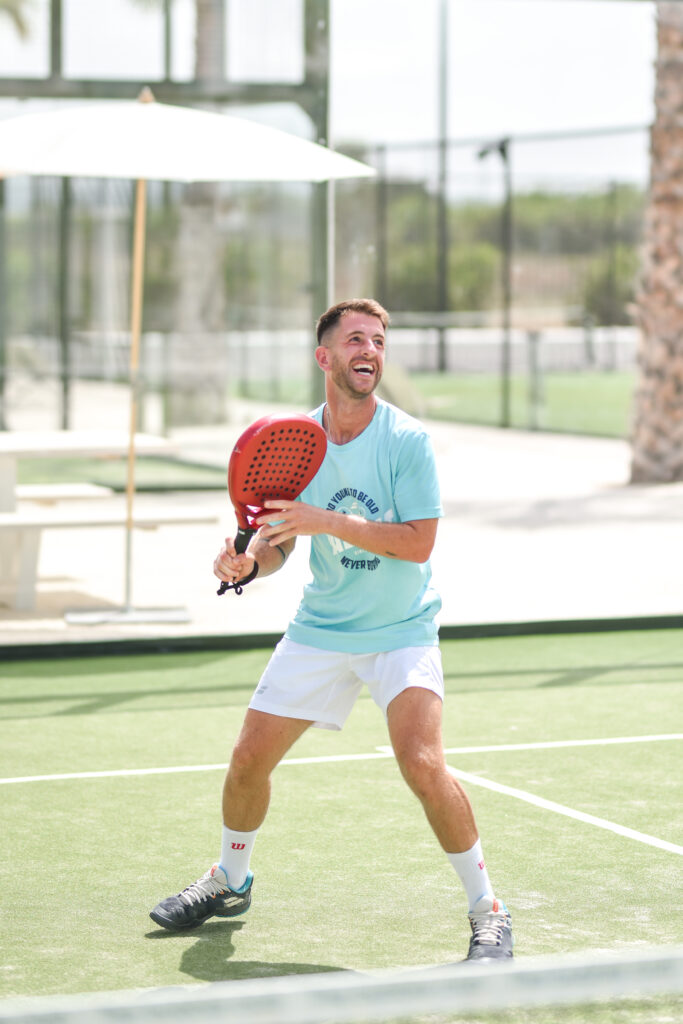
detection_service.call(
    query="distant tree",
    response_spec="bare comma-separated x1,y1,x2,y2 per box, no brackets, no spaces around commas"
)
449,243,497,312
631,3,683,481
581,245,640,326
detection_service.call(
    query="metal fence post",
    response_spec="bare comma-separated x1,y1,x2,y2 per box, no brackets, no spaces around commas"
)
436,0,449,372
58,176,72,430
478,137,513,427
527,328,542,430
500,139,513,428
0,179,6,430
375,144,388,304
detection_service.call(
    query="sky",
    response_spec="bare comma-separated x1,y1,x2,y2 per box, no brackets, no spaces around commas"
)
330,0,656,144
330,0,656,185
0,0,658,184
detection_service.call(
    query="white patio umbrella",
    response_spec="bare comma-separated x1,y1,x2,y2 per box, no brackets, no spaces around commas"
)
0,89,375,622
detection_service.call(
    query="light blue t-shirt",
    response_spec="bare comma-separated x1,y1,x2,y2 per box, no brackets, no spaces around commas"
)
285,400,443,653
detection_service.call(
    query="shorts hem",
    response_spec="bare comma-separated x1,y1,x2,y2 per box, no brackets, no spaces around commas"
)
248,695,344,732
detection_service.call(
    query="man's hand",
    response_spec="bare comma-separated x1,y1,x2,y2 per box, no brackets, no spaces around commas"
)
255,501,329,545
255,500,437,563
213,536,256,587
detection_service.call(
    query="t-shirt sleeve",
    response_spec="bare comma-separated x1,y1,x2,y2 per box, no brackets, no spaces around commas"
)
392,429,443,522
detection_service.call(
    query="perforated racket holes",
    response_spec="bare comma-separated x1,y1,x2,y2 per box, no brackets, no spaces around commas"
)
240,427,321,501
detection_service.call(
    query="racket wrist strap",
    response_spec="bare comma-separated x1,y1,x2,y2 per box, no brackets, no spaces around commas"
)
240,561,259,585
234,560,259,594
217,560,259,597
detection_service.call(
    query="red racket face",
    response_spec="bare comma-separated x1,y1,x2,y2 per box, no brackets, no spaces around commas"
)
228,414,327,530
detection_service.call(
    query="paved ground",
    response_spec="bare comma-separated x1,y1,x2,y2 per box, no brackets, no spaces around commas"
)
1,389,682,651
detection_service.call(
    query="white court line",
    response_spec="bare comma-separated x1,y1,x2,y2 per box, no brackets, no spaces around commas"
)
446,733,683,755
2,736,681,854
381,733,683,757
0,751,395,786
446,766,683,856
1,733,681,786
0,763,232,785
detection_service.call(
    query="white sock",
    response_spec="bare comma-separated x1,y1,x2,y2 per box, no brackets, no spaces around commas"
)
447,839,495,912
219,825,259,891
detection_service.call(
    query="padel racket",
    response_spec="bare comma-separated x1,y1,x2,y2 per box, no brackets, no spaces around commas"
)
217,413,327,596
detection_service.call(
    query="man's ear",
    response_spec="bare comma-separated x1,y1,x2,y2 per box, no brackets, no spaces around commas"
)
315,345,329,371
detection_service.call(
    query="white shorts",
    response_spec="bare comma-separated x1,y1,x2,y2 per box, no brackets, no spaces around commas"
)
249,638,444,731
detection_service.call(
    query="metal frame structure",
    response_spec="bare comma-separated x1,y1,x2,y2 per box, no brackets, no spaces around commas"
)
0,0,329,124
0,0,331,425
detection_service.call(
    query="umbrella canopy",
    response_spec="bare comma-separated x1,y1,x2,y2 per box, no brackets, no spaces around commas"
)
0,92,373,619
0,94,374,183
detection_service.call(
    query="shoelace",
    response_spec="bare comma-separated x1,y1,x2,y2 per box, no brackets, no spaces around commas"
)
469,911,508,946
179,869,227,907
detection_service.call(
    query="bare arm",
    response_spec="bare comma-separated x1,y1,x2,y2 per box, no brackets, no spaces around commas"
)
255,500,437,564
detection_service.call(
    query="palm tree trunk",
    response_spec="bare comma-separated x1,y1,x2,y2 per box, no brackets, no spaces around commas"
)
194,0,225,80
631,2,683,482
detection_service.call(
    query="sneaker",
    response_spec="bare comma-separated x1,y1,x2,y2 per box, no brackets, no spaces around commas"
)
466,896,513,961
149,864,252,931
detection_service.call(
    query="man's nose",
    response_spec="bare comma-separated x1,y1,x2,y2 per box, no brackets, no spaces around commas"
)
361,337,381,354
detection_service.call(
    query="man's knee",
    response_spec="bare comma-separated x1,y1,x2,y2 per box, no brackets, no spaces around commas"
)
227,711,309,787
395,741,445,799
227,733,271,786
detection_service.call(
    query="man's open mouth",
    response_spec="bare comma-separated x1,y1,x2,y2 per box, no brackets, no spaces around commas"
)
353,363,375,377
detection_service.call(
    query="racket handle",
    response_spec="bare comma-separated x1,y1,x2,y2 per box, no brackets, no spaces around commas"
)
234,526,254,555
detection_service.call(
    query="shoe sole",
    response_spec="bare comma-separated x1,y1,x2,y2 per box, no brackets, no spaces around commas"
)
149,900,251,932
463,952,514,963
149,909,205,931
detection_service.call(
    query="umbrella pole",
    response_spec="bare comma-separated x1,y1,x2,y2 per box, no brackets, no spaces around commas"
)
124,176,147,611
67,174,188,626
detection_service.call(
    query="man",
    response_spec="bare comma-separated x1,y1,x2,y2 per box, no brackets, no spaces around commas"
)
150,298,513,962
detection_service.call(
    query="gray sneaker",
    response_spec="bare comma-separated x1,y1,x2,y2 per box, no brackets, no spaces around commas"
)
466,896,513,961
149,864,252,931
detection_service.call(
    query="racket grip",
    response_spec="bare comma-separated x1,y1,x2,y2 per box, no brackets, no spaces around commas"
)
234,526,254,554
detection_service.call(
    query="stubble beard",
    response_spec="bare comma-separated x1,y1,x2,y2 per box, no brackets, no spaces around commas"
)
329,356,383,400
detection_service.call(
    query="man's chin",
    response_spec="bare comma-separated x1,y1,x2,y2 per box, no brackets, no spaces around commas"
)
331,373,379,399
350,372,381,395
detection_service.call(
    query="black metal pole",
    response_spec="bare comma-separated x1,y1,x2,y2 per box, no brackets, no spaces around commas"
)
0,179,7,430
58,177,72,430
375,145,388,303
305,0,330,407
163,0,172,81
50,0,62,80
500,139,512,428
436,0,449,372
478,137,513,427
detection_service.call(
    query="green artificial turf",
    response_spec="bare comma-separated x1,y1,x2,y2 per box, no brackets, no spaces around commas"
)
412,370,635,437
1,631,681,1018
17,455,226,492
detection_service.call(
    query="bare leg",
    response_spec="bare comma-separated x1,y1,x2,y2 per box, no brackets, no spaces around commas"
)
386,687,478,853
222,708,312,831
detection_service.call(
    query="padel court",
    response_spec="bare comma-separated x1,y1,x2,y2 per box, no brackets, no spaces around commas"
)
1,629,682,1003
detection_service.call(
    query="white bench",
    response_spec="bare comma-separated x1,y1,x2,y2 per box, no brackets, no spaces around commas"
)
16,483,115,504
0,506,220,612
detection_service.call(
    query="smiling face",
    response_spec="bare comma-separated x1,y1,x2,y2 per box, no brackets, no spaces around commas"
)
316,310,386,400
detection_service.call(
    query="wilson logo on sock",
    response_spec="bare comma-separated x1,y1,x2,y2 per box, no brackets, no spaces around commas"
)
478,860,485,870
231,843,246,850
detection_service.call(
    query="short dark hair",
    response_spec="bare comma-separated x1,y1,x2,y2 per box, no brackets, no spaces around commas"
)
316,298,390,344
